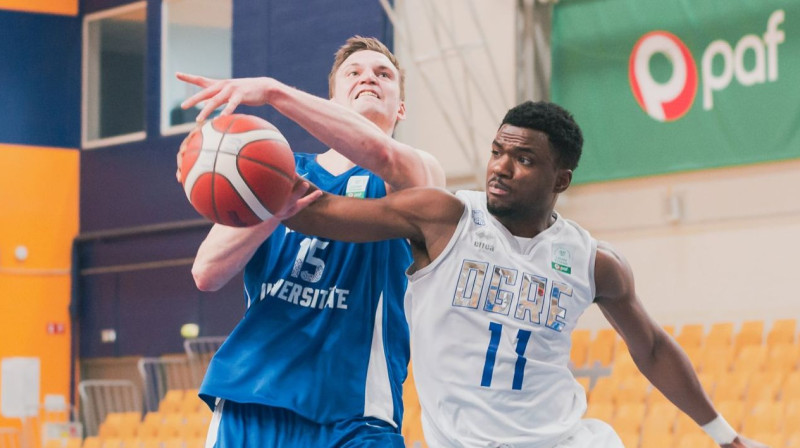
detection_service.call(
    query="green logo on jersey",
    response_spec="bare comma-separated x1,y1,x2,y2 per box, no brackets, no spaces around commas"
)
552,246,572,274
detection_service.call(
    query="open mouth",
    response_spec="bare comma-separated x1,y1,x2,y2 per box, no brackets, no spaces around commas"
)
355,90,379,99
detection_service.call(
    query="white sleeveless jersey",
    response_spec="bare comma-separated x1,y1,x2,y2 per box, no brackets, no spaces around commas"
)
406,190,598,448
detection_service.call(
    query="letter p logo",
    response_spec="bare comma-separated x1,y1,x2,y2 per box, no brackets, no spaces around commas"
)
629,31,698,122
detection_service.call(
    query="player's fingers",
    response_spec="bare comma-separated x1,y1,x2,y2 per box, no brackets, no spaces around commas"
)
196,85,235,121
181,83,223,111
220,93,242,117
176,72,216,87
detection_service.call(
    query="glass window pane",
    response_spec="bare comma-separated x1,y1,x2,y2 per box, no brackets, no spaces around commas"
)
161,0,232,134
83,3,147,147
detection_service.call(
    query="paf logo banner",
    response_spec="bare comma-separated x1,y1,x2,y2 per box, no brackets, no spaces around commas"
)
552,1,800,183
630,11,785,122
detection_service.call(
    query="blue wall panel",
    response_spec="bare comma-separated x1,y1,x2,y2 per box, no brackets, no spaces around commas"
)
0,10,80,148
77,0,394,357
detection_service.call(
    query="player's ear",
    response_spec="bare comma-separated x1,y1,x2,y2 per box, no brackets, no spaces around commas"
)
396,101,406,122
554,169,572,193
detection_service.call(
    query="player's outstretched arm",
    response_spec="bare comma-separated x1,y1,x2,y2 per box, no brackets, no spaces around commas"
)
285,186,461,262
593,242,769,448
191,180,321,291
176,73,445,191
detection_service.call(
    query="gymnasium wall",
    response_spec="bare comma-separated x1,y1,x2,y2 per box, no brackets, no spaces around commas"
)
0,0,79,427
395,0,800,334
76,0,394,359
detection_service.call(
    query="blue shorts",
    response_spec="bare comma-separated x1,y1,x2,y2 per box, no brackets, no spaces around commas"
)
206,399,405,448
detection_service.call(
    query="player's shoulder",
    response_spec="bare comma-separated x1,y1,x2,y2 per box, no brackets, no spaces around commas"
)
594,240,635,301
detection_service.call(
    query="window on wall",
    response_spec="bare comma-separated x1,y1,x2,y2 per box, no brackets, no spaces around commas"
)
82,2,147,149
161,0,232,135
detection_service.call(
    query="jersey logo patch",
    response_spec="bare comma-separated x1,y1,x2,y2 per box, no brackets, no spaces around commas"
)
551,245,572,274
472,210,486,226
345,175,369,198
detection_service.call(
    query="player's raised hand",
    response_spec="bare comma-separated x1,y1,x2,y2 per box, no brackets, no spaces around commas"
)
721,436,770,448
273,179,323,221
176,72,272,122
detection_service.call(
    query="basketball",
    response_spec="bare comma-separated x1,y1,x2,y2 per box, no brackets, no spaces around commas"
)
179,114,296,227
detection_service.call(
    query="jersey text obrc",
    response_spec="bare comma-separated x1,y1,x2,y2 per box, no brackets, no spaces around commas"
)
453,259,572,332
260,279,349,310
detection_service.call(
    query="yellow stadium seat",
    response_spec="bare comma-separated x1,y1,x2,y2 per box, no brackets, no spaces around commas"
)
749,432,783,448
785,431,800,448
642,402,677,433
179,390,205,415
101,438,122,448
162,438,184,448
741,401,782,434
682,345,705,371
570,329,591,368
730,344,767,376
574,376,591,397
609,350,639,380
186,437,206,448
676,433,715,448
139,439,160,448
782,371,800,401
156,413,184,439
676,324,704,350
82,437,102,448
715,400,746,432
44,440,63,448
65,439,82,448
744,371,784,406
403,363,427,448
616,431,639,448
698,345,734,375
644,387,671,408
766,318,796,345
586,329,617,367
705,322,734,348
674,412,704,438
583,401,613,423
712,372,749,403
639,429,674,448
611,402,645,433
181,412,211,439
158,390,185,414
764,343,800,372
614,375,649,404
120,438,141,448
733,320,764,353
587,376,617,404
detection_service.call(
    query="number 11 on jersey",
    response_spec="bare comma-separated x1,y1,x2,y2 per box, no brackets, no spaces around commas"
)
481,322,531,390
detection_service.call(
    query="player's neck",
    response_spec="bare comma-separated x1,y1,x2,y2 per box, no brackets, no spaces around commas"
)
495,210,557,239
316,150,356,176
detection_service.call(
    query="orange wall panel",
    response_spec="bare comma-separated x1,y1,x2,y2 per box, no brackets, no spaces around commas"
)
0,0,78,16
0,144,78,426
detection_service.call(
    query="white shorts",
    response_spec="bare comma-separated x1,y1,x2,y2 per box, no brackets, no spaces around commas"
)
552,419,623,448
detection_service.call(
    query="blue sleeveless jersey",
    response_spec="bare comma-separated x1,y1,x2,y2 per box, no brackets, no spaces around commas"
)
199,154,412,427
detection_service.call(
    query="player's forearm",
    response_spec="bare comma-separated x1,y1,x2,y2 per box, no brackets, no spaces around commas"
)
264,79,435,188
632,332,718,425
192,220,280,291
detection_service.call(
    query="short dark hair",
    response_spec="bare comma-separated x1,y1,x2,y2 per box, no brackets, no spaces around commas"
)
501,101,583,170
329,36,405,100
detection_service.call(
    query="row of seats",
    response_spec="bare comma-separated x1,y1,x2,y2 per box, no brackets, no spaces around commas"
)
587,370,800,406
45,437,206,448
571,319,798,368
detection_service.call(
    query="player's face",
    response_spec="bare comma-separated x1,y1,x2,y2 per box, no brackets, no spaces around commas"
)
485,124,571,222
331,50,405,134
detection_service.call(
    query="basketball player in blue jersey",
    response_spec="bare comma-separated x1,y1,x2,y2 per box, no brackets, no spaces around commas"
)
284,101,768,448
175,36,445,448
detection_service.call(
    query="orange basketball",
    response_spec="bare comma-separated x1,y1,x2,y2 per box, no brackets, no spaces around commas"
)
179,114,296,227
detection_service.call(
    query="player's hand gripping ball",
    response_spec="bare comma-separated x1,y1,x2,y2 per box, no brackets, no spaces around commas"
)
179,114,296,227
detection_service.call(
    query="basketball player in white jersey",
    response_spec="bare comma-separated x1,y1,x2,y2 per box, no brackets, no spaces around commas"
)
285,101,768,447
